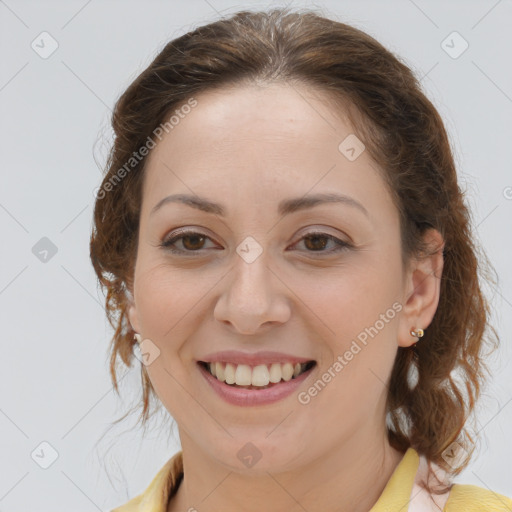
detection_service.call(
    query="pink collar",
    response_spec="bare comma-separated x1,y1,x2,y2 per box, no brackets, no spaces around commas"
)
408,453,452,511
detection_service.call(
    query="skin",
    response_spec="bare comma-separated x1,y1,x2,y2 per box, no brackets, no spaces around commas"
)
127,81,444,512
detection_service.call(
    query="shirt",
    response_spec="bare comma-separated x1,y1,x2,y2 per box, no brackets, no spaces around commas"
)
111,446,512,511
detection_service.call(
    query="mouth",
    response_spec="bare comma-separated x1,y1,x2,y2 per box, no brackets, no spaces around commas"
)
197,360,317,390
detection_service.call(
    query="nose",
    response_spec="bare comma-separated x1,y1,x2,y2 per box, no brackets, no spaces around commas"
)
213,253,292,335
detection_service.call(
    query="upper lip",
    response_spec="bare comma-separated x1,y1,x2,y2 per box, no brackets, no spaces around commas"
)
198,350,316,366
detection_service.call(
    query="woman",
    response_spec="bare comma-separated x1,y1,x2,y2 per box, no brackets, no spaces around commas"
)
90,7,511,512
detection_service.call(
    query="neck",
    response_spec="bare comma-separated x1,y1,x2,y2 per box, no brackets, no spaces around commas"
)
168,429,405,512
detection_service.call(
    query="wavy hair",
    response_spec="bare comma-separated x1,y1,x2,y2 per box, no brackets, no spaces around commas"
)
90,6,499,495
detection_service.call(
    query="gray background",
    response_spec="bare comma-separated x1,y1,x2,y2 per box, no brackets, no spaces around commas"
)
1,0,511,510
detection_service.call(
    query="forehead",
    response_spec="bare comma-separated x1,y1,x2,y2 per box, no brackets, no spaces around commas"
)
141,82,390,219
149,82,353,160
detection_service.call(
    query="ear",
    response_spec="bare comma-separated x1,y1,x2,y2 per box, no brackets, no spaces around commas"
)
126,287,141,334
397,228,445,348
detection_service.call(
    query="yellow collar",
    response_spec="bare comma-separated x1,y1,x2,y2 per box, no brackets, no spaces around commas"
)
369,446,420,511
112,446,428,512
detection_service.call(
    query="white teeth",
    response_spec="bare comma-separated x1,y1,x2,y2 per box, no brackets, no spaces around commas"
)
281,362,294,381
224,363,236,384
206,361,312,387
215,362,225,381
269,363,282,383
234,364,252,385
251,365,270,386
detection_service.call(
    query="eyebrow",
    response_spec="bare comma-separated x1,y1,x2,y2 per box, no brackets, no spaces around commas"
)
150,192,369,218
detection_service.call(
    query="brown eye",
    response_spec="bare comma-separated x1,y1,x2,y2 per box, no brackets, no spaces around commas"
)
180,234,207,250
295,232,351,254
161,230,216,254
303,234,329,251
160,229,351,256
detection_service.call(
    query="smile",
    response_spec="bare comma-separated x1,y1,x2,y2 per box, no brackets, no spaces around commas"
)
197,359,317,406
199,360,316,389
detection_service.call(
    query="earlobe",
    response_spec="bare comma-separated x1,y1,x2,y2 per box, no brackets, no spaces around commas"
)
126,289,140,334
128,303,140,334
397,229,444,348
125,284,140,332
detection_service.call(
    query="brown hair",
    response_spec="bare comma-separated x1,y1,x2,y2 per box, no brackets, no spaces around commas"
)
90,6,499,495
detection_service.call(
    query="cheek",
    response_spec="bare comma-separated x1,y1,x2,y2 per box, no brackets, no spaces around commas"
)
294,254,402,391
299,272,400,423
135,263,210,335
133,266,194,392
134,266,199,413
133,262,222,385
297,260,401,337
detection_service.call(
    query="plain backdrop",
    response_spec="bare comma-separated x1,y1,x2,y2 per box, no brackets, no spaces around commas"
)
0,0,511,510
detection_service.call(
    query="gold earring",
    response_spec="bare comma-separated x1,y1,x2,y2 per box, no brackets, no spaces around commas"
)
410,328,424,338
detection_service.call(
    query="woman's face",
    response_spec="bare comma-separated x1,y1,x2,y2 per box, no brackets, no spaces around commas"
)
128,82,434,472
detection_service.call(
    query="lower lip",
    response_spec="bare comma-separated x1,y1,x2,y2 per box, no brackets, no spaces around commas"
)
197,362,316,407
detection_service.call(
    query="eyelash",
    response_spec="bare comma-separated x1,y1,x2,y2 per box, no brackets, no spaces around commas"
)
160,229,352,256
